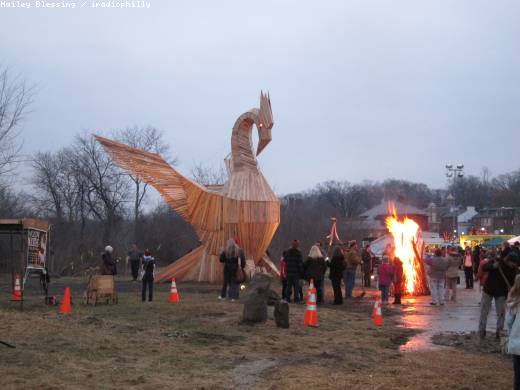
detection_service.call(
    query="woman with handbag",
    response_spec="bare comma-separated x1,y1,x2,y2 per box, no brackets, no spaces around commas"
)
219,239,246,301
505,275,520,389
303,245,327,304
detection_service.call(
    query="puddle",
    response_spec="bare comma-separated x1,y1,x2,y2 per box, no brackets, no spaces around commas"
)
397,288,496,352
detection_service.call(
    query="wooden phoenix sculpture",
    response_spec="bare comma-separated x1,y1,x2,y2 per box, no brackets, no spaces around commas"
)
95,92,280,283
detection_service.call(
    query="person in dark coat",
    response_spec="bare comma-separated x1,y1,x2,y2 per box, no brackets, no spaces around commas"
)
284,240,303,303
141,250,155,302
393,257,404,305
513,242,520,257
304,245,327,304
101,245,117,275
472,245,481,276
507,242,520,267
361,244,373,287
479,243,518,339
127,243,143,281
329,246,346,305
219,238,246,301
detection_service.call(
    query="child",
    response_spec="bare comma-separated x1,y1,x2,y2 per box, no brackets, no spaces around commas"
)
505,275,520,390
141,250,155,302
378,256,394,304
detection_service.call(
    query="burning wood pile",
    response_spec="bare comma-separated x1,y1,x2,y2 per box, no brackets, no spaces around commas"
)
385,203,430,296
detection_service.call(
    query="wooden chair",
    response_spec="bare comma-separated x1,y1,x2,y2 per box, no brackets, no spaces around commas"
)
82,268,118,305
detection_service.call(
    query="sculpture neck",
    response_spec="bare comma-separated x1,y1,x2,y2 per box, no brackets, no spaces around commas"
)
231,109,259,172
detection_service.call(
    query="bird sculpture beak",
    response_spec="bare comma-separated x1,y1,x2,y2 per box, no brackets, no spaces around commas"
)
257,90,273,156
256,126,271,156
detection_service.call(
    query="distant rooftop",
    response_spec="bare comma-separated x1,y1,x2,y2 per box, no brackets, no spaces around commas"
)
359,200,428,219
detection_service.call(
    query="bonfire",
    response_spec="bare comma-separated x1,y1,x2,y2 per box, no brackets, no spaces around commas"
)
385,203,430,296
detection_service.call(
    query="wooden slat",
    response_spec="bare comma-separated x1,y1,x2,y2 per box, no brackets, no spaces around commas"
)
96,92,280,283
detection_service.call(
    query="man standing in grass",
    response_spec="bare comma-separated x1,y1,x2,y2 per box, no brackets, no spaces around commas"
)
127,244,143,281
141,250,155,302
344,241,361,299
284,240,303,303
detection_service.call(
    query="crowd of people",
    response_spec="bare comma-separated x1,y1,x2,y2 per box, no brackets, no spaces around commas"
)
215,237,375,305
98,236,520,388
278,239,384,305
418,240,520,389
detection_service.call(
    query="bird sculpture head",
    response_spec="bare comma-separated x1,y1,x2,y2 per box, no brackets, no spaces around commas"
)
256,91,273,156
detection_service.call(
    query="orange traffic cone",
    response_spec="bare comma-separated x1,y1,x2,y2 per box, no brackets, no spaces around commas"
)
59,287,72,314
304,279,318,327
169,278,180,303
11,274,23,301
372,294,378,318
372,295,383,327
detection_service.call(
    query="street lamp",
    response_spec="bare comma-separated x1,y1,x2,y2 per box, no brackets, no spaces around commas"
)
446,163,464,179
445,163,464,239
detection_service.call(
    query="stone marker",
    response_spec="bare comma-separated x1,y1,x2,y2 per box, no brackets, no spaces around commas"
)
247,273,272,298
242,274,273,323
274,301,290,328
267,289,281,306
243,292,268,323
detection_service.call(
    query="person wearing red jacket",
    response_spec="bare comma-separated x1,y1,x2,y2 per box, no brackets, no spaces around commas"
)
378,256,395,304
280,256,288,300
393,257,404,305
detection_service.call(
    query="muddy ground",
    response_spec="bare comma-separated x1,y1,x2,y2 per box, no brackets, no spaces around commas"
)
0,277,513,389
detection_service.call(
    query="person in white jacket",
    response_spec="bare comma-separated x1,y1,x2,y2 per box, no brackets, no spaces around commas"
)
505,274,520,390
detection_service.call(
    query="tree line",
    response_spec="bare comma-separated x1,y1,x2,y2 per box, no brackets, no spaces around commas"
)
1,66,519,275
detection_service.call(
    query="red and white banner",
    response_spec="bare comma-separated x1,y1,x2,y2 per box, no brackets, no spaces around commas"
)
27,230,47,268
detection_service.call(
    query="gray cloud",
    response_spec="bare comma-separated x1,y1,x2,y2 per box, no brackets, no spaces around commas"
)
2,0,519,195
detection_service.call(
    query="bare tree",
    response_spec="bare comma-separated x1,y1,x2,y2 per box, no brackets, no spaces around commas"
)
31,151,65,220
190,161,227,186
0,183,29,218
0,66,33,175
316,181,370,218
492,170,520,207
31,148,85,223
114,126,173,243
72,134,130,244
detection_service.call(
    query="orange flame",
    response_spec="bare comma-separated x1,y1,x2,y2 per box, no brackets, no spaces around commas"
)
385,203,421,294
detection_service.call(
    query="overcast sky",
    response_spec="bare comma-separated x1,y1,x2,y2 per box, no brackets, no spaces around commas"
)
1,0,519,196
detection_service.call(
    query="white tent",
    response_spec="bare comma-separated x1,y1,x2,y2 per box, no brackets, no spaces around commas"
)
369,234,393,257
422,231,445,246
508,235,520,244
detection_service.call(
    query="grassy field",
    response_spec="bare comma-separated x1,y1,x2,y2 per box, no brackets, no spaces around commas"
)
0,278,513,389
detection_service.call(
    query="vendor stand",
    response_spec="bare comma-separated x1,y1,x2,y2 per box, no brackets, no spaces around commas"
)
0,219,51,304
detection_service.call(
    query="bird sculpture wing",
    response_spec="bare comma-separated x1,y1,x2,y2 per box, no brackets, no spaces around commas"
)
95,135,225,254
